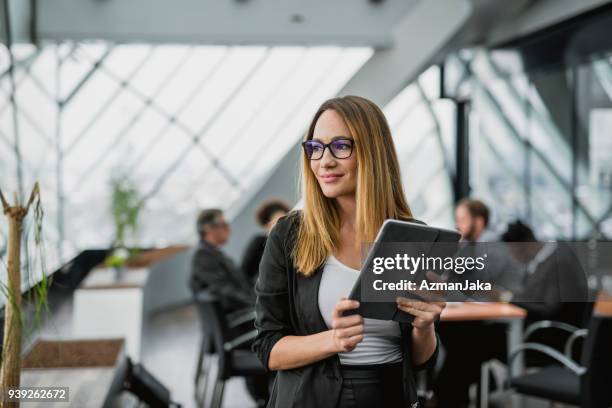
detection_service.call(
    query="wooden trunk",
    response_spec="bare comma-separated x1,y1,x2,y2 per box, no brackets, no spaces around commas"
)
1,210,24,407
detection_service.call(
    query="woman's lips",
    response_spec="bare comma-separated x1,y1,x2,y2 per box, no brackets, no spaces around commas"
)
320,174,343,182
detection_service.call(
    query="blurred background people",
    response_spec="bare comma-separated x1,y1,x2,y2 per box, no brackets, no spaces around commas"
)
455,198,494,242
501,220,589,325
435,199,513,407
190,208,254,313
454,198,524,295
190,208,270,407
241,199,290,284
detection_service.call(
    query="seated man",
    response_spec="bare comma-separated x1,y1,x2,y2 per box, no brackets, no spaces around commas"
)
501,220,589,325
190,208,254,313
190,209,268,407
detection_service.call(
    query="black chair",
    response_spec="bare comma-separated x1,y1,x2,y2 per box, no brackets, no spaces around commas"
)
193,292,256,405
193,291,265,408
508,313,612,407
123,357,182,408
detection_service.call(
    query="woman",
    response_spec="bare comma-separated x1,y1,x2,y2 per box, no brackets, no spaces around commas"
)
253,96,445,408
241,199,291,283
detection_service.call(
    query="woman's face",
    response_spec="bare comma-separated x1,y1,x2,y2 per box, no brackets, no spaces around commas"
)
310,109,358,198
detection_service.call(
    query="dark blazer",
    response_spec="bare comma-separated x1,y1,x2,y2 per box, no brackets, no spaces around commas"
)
241,234,268,283
513,242,588,323
190,241,255,313
252,211,438,408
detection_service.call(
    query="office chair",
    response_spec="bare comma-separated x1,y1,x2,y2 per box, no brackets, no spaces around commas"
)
193,292,255,406
123,357,182,408
194,291,264,408
507,313,612,407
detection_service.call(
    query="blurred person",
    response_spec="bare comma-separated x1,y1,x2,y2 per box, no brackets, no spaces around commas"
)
434,220,589,407
190,208,254,313
455,198,493,242
433,200,519,407
501,220,588,324
241,199,290,283
453,198,524,294
252,96,443,408
190,209,269,406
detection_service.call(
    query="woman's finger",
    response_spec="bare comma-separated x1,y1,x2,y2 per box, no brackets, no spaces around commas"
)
332,299,360,317
396,304,430,318
397,304,439,322
341,334,364,351
397,298,445,311
332,314,363,329
336,324,364,339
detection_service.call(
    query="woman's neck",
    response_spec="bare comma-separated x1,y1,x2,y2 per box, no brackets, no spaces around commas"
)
334,194,361,268
335,194,356,228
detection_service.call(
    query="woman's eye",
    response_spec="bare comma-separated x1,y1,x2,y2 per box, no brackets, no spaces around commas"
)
335,142,350,150
312,144,323,151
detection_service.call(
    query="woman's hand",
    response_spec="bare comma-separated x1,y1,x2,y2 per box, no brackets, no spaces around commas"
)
330,298,364,353
396,298,446,331
397,297,445,365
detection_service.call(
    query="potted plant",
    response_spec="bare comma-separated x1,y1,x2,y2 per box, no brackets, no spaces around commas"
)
104,174,143,281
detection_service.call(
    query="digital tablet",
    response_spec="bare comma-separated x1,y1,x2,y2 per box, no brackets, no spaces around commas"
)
346,219,460,323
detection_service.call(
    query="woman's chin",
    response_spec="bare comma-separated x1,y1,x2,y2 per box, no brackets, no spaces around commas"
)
320,186,352,199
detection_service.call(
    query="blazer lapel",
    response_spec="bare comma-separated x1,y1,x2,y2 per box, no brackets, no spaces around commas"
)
295,264,328,334
294,264,343,383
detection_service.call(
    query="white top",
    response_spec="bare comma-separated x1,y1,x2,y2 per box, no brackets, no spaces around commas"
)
318,255,402,365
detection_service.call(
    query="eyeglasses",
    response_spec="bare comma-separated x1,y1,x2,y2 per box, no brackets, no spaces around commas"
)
302,138,354,160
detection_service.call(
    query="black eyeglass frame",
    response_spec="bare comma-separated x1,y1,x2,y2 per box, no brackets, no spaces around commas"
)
301,137,355,160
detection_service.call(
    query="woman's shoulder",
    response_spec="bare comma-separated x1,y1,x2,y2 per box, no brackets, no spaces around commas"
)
269,209,302,241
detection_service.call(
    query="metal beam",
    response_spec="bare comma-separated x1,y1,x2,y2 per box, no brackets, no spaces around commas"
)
3,0,24,200
36,0,415,47
63,46,154,156
61,45,113,106
453,99,470,202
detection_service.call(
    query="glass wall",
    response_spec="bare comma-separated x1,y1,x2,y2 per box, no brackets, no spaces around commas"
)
385,66,456,229
0,42,372,276
443,48,612,240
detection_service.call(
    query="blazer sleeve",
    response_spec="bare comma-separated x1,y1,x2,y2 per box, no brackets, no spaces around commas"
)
252,219,294,371
412,330,441,371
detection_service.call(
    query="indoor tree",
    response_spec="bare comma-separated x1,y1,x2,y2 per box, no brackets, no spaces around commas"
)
0,183,47,406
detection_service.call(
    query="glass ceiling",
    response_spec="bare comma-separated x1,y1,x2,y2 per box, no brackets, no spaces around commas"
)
0,42,372,275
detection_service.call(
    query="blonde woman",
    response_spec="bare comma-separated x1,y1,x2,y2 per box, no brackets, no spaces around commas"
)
253,96,445,408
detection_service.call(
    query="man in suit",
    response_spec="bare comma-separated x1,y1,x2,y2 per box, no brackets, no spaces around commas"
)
190,209,269,407
190,208,254,313
502,220,588,324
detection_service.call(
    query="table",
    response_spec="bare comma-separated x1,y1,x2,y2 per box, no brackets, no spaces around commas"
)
73,267,148,360
440,302,527,408
72,246,191,361
20,338,127,407
440,302,527,372
594,291,612,317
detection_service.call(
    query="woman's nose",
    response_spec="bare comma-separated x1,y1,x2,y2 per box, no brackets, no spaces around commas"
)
320,147,336,167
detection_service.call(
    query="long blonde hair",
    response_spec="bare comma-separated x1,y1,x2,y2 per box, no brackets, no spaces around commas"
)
294,95,413,276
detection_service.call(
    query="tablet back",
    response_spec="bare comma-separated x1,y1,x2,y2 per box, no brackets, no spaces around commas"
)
347,220,460,323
